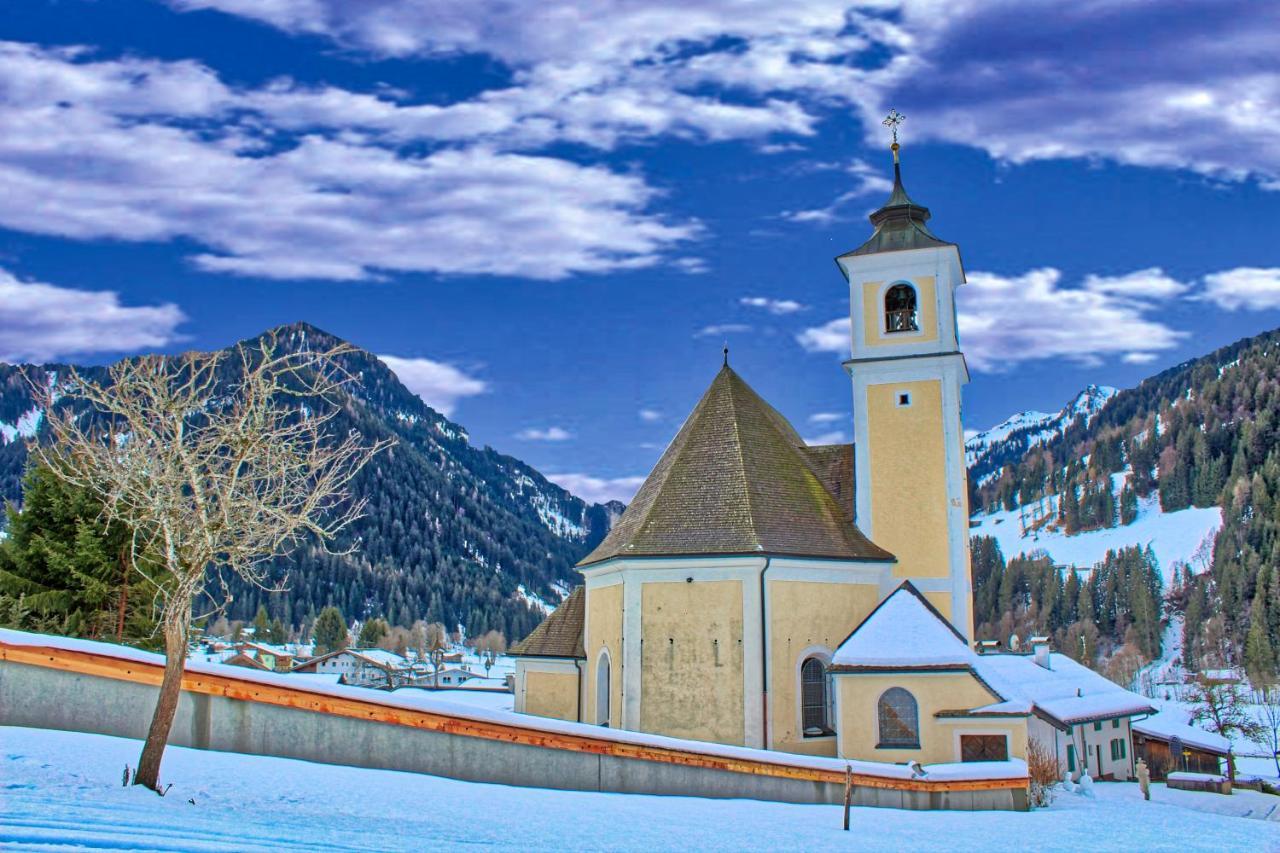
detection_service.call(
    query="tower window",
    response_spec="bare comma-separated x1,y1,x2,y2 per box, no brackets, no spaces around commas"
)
885,283,919,333
896,392,912,407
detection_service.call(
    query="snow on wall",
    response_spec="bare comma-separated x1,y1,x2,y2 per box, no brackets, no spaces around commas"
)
0,628,1026,784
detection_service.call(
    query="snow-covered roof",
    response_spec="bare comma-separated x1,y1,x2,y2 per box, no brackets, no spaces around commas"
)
971,653,1154,726
831,584,972,669
832,583,1154,727
348,648,410,667
1133,711,1231,755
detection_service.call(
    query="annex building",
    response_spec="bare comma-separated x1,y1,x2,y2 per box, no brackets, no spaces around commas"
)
511,141,1155,777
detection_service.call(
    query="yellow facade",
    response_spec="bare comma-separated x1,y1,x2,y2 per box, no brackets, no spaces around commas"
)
586,582,623,728
522,670,579,721
866,379,950,579
860,276,938,347
923,590,953,622
836,671,1027,765
767,579,880,755
640,579,745,745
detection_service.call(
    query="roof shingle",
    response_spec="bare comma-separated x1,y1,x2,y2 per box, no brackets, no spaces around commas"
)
509,587,585,659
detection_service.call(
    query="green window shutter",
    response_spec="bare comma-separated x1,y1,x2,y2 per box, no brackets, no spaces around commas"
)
1093,721,1102,731
1121,739,1127,759
1067,744,1076,772
1112,719,1120,729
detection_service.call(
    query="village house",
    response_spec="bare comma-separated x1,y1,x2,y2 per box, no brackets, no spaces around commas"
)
224,641,297,673
294,648,417,688
1131,712,1230,779
509,137,1174,774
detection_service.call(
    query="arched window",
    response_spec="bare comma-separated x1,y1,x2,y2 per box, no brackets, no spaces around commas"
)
595,650,611,727
884,283,919,333
877,687,920,748
800,657,832,736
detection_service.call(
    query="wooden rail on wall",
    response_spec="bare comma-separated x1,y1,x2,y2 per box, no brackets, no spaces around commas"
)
1,641,1027,794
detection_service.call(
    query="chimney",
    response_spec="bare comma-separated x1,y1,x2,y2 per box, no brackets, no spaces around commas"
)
1031,636,1051,669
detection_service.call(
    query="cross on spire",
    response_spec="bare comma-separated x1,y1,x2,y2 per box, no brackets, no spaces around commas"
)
882,109,905,146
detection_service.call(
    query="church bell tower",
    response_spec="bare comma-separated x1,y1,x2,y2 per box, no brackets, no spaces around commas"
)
834,114,974,639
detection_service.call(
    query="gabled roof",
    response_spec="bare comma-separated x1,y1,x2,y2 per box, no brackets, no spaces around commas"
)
832,582,1156,728
509,586,585,659
578,365,893,566
831,582,972,670
1132,712,1230,756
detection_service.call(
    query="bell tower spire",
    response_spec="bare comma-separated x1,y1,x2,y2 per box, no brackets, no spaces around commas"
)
832,111,974,639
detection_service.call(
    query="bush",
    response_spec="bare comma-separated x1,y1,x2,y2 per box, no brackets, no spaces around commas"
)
1026,739,1059,808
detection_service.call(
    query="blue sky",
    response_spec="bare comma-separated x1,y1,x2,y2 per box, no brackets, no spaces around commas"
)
2,1,1279,503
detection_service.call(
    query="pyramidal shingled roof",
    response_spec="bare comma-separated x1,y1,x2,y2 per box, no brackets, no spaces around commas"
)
578,365,894,567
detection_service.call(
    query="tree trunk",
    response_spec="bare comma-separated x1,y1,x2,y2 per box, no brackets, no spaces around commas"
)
133,598,191,791
116,545,130,642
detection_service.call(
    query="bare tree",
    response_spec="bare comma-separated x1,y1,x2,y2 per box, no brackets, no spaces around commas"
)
34,334,391,791
1256,685,1280,778
425,621,449,687
1187,674,1265,781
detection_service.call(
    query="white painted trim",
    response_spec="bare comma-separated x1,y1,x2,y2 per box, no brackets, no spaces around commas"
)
516,657,581,674
621,578,642,730
743,567,764,749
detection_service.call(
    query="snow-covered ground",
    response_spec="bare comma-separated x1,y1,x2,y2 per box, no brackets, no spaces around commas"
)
1,728,1276,852
970,493,1220,582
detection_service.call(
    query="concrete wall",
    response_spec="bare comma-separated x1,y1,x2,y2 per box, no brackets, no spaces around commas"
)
640,579,744,745
0,658,1026,809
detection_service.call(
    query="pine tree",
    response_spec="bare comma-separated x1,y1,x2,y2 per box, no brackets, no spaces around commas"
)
313,606,349,655
251,605,271,642
1245,592,1278,687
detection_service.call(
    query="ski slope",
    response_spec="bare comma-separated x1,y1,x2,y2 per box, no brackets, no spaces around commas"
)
970,494,1221,582
2,727,1277,852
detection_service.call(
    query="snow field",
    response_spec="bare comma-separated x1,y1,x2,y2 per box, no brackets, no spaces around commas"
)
2,727,1277,852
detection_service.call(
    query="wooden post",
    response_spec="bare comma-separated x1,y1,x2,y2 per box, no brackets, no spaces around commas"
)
843,765,853,830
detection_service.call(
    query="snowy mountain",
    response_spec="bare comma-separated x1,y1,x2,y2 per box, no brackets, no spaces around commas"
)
966,385,1118,489
0,323,618,638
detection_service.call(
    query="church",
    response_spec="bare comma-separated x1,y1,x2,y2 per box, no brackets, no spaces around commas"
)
510,136,1154,776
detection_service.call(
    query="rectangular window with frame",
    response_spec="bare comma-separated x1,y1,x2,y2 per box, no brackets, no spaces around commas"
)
1093,721,1103,732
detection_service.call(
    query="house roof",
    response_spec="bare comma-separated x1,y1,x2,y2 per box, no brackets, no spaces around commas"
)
831,582,1156,728
836,151,953,260
578,365,893,566
1132,711,1231,756
509,586,586,659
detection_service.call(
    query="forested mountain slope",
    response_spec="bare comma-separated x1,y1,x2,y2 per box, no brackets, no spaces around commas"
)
0,323,616,640
966,326,1280,677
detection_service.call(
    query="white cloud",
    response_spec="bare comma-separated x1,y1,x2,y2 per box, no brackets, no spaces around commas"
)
694,323,753,338
804,430,846,446
0,268,185,363
638,409,663,422
779,159,895,224
0,42,698,282
546,472,646,504
377,355,487,417
739,296,807,315
797,267,1188,370
796,318,849,353
516,426,574,441
809,412,843,424
167,2,1280,191
1198,267,1280,311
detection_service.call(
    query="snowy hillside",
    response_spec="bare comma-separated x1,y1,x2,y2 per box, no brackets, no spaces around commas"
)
970,493,1220,583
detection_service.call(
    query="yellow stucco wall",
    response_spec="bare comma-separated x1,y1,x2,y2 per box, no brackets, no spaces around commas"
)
767,579,880,755
585,582,623,728
923,590,953,622
640,579,745,745
861,276,938,347
522,669,579,721
835,672,1026,765
866,379,949,579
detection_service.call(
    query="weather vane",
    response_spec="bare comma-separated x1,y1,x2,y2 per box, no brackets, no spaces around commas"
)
882,109,905,146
